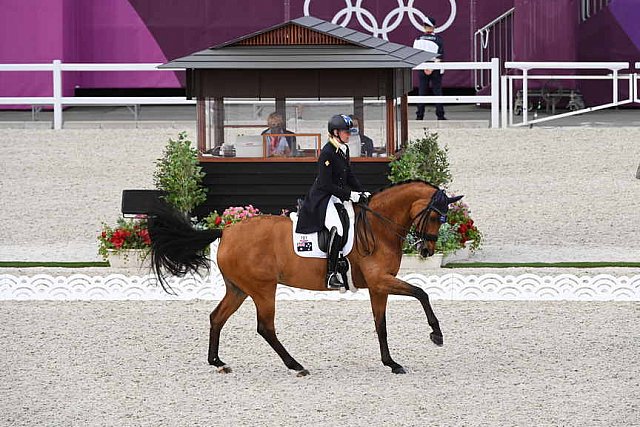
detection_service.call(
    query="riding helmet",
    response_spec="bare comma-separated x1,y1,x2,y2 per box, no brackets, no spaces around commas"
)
328,114,353,134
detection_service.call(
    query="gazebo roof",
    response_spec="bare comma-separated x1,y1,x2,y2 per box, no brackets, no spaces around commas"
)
160,16,435,70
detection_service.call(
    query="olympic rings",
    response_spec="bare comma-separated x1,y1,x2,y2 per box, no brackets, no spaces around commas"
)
303,0,457,40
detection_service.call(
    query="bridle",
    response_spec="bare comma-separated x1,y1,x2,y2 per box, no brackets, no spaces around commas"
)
355,189,447,256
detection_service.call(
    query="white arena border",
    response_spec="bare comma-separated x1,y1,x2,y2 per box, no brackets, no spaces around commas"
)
1,272,639,301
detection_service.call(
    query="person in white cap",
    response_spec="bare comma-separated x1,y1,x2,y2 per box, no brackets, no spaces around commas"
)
413,16,446,120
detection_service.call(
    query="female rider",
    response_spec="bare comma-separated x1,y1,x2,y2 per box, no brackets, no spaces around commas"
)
296,114,370,289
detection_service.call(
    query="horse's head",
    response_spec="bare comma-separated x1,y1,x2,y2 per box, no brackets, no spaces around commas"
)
410,189,463,258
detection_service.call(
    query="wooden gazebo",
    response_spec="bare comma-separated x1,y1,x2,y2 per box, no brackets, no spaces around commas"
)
160,16,433,214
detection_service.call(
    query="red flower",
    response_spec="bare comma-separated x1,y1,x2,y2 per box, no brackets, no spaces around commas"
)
111,236,124,249
138,229,151,245
215,216,222,226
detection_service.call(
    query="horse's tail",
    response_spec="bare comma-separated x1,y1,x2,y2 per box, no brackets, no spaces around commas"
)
148,206,222,294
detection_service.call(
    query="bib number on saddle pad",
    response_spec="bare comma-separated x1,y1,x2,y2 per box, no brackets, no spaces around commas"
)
296,237,313,252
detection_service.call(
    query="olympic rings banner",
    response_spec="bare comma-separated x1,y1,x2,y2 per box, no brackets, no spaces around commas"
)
303,0,458,40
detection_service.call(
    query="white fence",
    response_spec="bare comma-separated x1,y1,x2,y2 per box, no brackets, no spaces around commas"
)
501,61,636,128
1,59,639,129
0,61,193,129
0,59,502,129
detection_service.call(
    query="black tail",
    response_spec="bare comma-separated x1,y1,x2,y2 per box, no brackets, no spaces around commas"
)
148,206,222,294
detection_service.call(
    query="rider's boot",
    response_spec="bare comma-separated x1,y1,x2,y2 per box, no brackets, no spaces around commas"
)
326,227,344,290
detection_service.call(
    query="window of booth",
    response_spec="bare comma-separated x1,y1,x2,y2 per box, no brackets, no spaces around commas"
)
200,97,397,160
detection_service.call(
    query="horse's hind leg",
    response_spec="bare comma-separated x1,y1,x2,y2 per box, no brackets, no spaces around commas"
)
252,289,309,377
208,279,247,373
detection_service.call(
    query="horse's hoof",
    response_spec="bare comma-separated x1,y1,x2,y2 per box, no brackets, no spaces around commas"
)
217,365,232,374
392,366,406,374
296,369,310,377
430,332,444,347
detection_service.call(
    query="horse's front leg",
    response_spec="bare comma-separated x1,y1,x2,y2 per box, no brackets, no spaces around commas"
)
369,290,406,374
371,274,443,347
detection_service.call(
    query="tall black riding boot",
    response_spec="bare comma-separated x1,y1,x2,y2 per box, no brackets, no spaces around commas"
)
326,227,344,289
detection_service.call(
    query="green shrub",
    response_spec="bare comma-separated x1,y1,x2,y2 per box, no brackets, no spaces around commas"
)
153,131,207,216
388,131,451,187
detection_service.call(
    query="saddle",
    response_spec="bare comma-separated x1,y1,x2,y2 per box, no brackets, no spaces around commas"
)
291,201,356,259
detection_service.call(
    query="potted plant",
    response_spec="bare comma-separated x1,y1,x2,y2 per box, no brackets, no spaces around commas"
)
388,130,451,187
390,131,483,269
153,131,207,217
442,198,483,264
98,217,151,268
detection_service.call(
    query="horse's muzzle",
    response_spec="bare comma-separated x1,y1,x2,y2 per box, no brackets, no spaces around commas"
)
420,246,434,258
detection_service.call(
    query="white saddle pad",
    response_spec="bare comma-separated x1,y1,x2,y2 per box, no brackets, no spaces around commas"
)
291,201,356,258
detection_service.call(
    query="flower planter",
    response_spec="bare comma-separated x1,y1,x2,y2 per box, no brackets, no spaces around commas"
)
399,253,443,272
107,249,151,270
442,241,476,265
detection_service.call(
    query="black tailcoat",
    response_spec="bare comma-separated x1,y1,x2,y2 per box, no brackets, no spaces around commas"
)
295,142,364,234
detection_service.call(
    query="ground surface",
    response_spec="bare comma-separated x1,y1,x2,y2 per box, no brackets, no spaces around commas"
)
1,300,638,426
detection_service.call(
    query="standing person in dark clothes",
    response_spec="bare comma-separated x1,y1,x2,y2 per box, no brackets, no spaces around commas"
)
296,114,370,289
413,16,446,120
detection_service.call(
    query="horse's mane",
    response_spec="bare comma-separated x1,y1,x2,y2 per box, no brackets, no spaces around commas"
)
371,179,439,198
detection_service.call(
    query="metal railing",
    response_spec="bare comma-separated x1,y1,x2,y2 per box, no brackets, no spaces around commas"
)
473,8,514,91
580,0,611,21
410,58,501,128
0,61,192,129
635,63,640,104
501,61,634,128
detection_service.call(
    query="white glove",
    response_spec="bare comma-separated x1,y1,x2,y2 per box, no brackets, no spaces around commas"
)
349,191,361,203
362,191,371,199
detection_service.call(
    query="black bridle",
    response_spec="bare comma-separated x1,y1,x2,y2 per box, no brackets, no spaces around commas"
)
354,189,448,256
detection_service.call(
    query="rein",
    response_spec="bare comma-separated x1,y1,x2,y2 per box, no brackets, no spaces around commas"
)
354,191,444,256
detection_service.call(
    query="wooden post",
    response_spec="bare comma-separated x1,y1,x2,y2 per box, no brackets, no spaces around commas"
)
213,97,224,147
385,97,396,155
196,98,206,153
353,96,364,132
276,97,286,121
400,94,408,150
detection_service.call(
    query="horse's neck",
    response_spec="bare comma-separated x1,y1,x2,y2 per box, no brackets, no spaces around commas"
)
372,184,433,230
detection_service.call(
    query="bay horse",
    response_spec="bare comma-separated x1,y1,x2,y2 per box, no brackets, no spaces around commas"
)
149,180,462,375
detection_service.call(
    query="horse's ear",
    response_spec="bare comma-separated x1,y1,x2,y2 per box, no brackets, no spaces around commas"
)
447,195,463,204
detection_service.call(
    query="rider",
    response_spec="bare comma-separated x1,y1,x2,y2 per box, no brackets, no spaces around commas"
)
295,114,370,289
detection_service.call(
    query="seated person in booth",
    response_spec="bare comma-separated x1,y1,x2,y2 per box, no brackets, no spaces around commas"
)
261,112,296,157
296,114,370,290
348,115,374,157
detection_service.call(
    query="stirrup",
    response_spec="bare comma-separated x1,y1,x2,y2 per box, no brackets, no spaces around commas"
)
326,272,344,289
